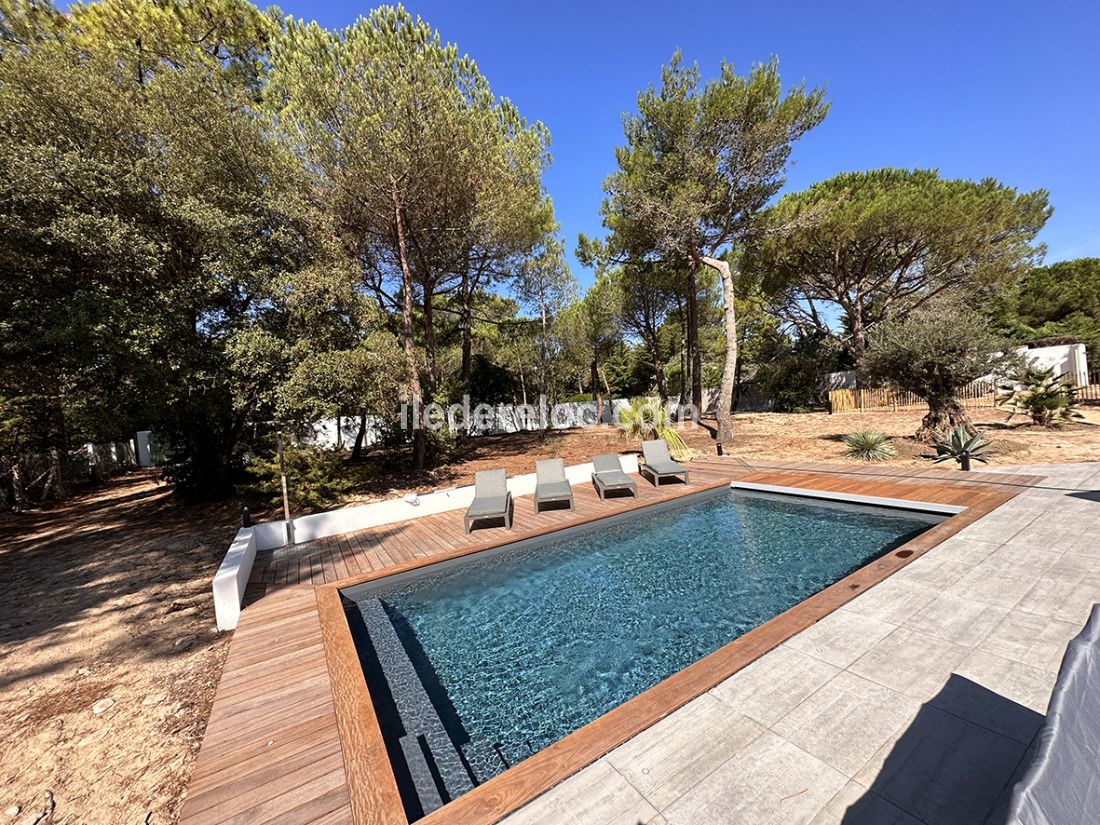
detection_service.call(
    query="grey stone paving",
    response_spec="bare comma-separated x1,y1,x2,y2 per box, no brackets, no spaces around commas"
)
499,463,1100,825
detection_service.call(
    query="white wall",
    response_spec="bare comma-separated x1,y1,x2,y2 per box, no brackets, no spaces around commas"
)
303,399,634,449
1018,343,1090,387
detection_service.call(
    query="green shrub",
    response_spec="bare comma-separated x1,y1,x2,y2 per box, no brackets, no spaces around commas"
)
617,397,686,454
1001,366,1083,427
246,444,352,510
842,431,896,462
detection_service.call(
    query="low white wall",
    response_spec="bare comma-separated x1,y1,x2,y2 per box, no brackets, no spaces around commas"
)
214,454,641,629
213,527,258,631
303,400,633,449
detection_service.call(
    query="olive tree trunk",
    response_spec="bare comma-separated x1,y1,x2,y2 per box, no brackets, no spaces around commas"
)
917,396,973,441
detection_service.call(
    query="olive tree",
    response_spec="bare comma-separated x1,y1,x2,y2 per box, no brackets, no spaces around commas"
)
861,300,1018,440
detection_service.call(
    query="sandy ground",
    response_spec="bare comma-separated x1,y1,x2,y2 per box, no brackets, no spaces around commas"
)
0,475,237,825
0,406,1097,824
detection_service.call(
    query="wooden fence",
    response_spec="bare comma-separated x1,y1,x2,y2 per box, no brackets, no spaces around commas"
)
1080,369,1100,402
828,381,999,414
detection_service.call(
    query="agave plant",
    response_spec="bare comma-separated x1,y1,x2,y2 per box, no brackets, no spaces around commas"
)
842,430,896,462
931,425,992,471
1000,366,1083,427
617,397,686,454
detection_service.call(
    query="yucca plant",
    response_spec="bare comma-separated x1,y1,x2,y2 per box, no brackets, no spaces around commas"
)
931,425,992,471
842,430,896,462
1000,366,1083,427
617,397,686,454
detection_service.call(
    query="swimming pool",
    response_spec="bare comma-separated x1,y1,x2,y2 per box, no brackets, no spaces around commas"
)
342,488,944,819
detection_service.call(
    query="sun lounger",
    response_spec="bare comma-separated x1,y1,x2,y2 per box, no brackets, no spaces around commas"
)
639,439,689,486
464,469,513,533
533,458,574,513
591,454,638,500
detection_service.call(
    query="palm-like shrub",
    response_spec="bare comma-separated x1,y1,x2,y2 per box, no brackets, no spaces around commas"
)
931,425,992,471
617,397,686,454
1000,366,1083,427
842,431,896,462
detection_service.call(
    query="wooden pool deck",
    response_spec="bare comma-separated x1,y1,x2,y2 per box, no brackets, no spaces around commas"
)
179,458,1044,825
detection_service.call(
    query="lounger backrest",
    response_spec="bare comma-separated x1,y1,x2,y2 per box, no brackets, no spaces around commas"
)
592,454,621,474
1006,602,1100,825
474,468,507,498
535,458,566,484
642,439,671,465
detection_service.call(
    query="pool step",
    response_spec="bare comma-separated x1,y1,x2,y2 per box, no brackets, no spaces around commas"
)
355,598,475,814
460,739,509,784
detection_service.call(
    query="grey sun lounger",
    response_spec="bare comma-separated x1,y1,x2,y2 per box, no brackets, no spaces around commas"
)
464,468,513,533
591,454,638,500
640,439,689,486
533,458,574,513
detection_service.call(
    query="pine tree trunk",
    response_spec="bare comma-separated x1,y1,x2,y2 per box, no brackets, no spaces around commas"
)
10,462,30,511
392,183,426,470
686,268,702,410
591,355,602,423
352,410,368,460
423,291,438,394
701,255,737,447
460,268,473,391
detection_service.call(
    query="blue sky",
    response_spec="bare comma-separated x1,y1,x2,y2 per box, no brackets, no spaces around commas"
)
278,0,1100,289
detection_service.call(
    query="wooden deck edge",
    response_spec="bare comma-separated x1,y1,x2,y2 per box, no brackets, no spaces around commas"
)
315,469,1026,825
316,587,406,825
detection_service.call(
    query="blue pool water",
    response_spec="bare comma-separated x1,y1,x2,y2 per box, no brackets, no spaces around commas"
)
349,489,941,786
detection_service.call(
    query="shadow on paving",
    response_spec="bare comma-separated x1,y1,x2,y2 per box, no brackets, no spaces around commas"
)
0,472,240,690
841,674,1041,825
1068,489,1100,503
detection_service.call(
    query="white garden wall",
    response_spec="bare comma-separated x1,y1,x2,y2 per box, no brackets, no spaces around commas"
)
1017,343,1089,387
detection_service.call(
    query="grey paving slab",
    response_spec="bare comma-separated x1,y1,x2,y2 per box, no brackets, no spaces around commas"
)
847,627,970,700
906,592,1009,647
926,535,1003,566
947,552,1060,609
605,694,766,810
891,554,973,591
1013,566,1100,626
980,609,1080,673
839,579,935,626
926,671,1043,744
710,645,840,726
771,671,920,776
807,781,923,825
954,648,1057,715
785,609,896,668
502,759,659,825
662,731,847,825
853,702,1028,825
